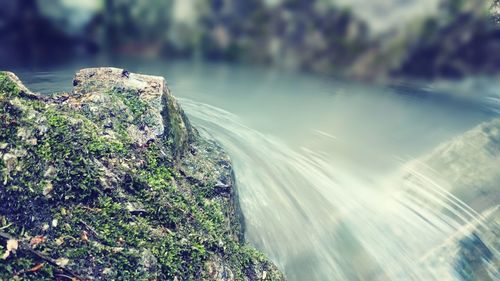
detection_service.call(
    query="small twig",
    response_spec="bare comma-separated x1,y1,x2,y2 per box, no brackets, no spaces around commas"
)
14,262,44,276
78,219,100,238
80,206,102,213
56,273,78,280
77,220,118,249
0,223,12,230
0,231,86,281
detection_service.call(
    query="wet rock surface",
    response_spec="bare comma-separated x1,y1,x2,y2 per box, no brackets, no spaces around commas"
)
398,118,500,281
0,68,284,280
422,207,500,281
404,118,500,212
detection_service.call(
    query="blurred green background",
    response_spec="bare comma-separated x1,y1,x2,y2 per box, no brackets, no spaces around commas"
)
0,0,498,80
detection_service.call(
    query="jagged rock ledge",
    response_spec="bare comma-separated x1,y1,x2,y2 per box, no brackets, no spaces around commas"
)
0,68,284,280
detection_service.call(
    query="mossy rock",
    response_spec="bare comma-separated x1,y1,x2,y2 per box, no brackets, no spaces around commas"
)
0,69,284,280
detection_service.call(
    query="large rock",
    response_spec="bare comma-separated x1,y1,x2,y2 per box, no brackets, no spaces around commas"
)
0,68,284,280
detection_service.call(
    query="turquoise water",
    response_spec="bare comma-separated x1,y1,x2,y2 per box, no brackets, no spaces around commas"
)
12,60,500,281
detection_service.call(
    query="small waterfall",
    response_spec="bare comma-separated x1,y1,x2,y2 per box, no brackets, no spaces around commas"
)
180,98,500,281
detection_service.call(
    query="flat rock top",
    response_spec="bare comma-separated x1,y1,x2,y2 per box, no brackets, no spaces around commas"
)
73,67,166,96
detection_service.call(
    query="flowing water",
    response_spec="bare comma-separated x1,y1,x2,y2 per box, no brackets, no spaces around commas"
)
10,60,500,281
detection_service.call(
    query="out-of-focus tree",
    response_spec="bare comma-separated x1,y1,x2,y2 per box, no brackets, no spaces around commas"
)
390,0,500,78
197,0,369,72
491,0,500,23
0,0,79,64
102,0,174,56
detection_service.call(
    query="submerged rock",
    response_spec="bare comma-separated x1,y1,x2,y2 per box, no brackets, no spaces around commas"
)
0,68,284,280
397,119,500,280
404,118,500,212
420,207,500,281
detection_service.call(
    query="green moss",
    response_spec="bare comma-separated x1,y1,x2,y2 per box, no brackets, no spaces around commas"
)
0,72,21,98
0,71,283,280
0,252,56,280
139,166,172,190
110,87,149,123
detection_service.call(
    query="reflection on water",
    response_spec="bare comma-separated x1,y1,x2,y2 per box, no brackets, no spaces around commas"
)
13,61,500,281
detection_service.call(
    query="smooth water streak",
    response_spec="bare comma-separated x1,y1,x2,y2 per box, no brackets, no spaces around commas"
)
180,98,498,281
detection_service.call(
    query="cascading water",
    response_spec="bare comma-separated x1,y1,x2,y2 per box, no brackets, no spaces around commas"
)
15,61,500,281
180,98,499,281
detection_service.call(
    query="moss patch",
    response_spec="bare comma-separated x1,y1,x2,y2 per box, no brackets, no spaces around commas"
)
0,70,284,280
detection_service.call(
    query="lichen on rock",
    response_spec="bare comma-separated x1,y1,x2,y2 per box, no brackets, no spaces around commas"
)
0,68,284,280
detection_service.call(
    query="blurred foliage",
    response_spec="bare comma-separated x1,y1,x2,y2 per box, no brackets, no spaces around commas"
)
0,0,498,79
395,0,500,78
0,0,369,70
